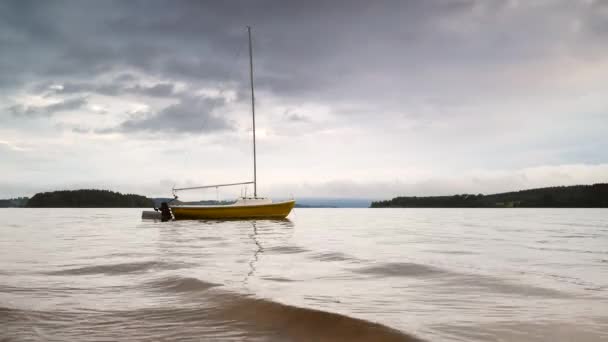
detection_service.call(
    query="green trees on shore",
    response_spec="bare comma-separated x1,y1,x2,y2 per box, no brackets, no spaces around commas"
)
371,183,608,208
0,197,29,207
25,189,154,208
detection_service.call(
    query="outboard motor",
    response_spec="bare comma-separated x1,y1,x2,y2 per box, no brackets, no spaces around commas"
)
159,202,172,222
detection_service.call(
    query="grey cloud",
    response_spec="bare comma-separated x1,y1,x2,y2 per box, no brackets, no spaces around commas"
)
113,73,138,83
584,1,608,39
284,110,310,123
71,127,91,134
0,1,479,93
27,82,120,97
61,82,119,96
126,83,175,97
2,0,607,132
2,0,606,107
9,97,88,117
53,81,177,98
110,95,234,134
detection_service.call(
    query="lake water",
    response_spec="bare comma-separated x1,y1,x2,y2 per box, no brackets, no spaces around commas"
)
1,208,607,341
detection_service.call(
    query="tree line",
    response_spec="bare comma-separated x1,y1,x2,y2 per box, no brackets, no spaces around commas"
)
0,197,29,207
24,189,154,208
371,183,608,208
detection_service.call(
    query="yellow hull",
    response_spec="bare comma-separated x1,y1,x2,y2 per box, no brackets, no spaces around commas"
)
171,200,295,220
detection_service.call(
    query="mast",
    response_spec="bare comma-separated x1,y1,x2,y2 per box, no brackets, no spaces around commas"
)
248,26,257,198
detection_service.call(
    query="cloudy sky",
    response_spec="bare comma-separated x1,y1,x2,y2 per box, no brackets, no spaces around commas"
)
1,0,607,199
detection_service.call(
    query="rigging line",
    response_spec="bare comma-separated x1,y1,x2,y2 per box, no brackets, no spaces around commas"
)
173,181,254,191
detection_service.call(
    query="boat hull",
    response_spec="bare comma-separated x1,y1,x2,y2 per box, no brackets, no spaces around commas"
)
171,200,295,220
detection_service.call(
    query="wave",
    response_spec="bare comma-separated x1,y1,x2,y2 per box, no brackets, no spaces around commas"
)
140,275,422,340
265,245,309,254
0,306,22,320
261,276,294,282
44,260,190,276
311,251,359,262
355,262,445,277
439,273,571,298
143,276,219,293
0,306,78,322
354,261,570,298
424,249,478,255
212,294,424,341
1,291,424,341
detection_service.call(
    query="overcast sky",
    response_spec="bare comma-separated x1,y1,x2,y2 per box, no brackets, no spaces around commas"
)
1,0,607,199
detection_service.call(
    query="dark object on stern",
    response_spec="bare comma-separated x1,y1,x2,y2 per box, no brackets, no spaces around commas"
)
159,202,173,221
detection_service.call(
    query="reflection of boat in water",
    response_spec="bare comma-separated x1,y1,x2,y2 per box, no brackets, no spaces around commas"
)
168,27,295,220
244,219,294,283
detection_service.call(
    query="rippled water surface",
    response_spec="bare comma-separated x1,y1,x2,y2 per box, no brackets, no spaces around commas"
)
1,208,607,341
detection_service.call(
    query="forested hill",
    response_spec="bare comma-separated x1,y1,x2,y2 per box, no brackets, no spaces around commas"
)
371,183,608,208
26,189,154,208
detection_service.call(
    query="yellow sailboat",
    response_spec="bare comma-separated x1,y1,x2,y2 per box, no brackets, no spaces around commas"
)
169,27,295,220
171,196,295,220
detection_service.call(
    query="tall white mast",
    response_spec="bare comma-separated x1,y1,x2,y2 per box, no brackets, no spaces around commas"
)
247,26,257,198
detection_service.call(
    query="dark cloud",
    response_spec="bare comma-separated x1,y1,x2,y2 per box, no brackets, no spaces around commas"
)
113,73,138,83
1,0,607,118
110,95,234,134
126,83,175,97
9,97,88,117
585,0,608,35
49,81,177,98
0,2,509,87
59,82,121,96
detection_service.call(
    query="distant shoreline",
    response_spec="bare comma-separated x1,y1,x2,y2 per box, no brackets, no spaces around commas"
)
2,184,607,208
371,183,608,208
3,189,154,208
1,191,372,208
